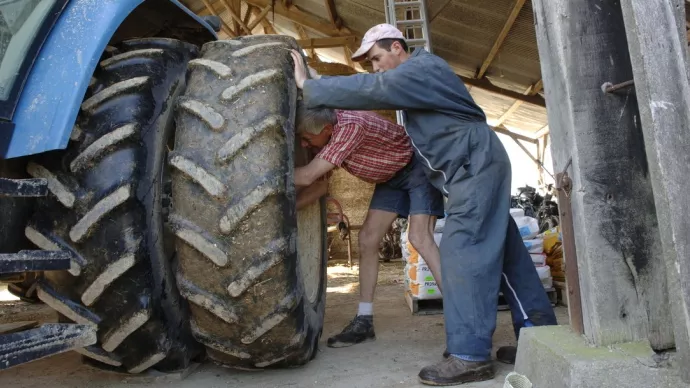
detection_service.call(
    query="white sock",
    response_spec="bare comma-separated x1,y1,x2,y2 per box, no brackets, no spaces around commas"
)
357,302,373,316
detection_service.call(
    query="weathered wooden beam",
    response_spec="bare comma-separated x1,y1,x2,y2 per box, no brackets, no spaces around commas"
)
344,46,356,69
324,0,343,29
297,36,358,49
529,79,543,95
533,0,673,350
459,76,546,107
220,0,252,35
533,124,549,138
247,5,272,31
476,0,526,79
492,125,537,144
495,101,523,126
200,0,235,36
621,0,690,382
243,4,254,26
245,0,351,37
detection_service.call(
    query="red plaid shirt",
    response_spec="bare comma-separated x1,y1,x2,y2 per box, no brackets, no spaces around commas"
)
316,110,413,183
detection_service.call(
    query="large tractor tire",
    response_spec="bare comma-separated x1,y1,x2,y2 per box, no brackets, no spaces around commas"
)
24,38,203,374
170,35,327,369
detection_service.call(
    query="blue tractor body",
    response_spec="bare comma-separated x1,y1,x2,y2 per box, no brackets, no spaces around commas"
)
0,0,217,159
0,0,219,371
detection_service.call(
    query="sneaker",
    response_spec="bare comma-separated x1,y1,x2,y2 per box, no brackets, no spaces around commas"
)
418,356,494,386
326,315,375,348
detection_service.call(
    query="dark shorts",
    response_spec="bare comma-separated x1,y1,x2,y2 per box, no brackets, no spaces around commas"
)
369,155,445,218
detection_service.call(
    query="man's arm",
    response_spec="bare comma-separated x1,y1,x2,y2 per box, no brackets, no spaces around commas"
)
296,179,329,211
295,158,336,186
291,50,448,112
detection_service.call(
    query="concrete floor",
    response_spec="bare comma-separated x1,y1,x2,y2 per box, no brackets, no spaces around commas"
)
0,262,568,388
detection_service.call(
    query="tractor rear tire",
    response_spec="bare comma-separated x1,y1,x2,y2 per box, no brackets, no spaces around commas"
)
25,38,202,374
170,35,327,369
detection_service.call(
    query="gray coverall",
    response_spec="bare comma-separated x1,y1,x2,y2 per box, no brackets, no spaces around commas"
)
302,48,556,360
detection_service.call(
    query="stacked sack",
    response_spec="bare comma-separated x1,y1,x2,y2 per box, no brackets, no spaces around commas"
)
543,228,564,282
511,209,555,289
401,219,444,300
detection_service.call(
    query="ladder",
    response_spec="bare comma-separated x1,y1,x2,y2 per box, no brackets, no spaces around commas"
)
384,0,432,125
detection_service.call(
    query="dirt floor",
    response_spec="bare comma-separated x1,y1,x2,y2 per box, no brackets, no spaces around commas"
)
0,261,569,387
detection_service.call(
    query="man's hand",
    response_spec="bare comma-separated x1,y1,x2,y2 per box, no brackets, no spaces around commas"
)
291,50,308,89
308,66,321,80
294,158,336,186
296,179,328,211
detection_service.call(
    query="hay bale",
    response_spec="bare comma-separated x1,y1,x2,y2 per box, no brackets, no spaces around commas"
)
328,169,375,261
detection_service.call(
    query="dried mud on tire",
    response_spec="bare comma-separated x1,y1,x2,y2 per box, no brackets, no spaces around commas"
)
170,35,327,370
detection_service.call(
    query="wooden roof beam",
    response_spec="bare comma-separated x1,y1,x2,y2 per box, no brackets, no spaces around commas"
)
219,0,252,35
200,0,235,36
297,36,358,50
460,75,546,107
245,0,352,38
247,5,272,31
476,0,526,79
495,83,540,126
528,79,543,95
492,125,538,144
324,0,343,29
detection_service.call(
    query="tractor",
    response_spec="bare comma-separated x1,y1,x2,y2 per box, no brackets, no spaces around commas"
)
0,0,327,375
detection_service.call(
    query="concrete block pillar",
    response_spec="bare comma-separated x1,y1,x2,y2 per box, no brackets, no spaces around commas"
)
621,0,690,382
531,0,674,350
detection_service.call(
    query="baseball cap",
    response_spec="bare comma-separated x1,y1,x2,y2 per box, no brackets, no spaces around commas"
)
351,23,405,62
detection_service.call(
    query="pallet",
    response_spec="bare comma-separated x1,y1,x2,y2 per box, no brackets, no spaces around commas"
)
404,291,444,315
406,288,557,316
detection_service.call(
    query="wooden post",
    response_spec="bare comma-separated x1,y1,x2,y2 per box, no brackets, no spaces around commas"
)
532,0,674,349
621,0,690,382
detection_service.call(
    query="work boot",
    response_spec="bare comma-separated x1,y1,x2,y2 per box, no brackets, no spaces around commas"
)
418,356,494,386
326,315,375,348
496,346,517,364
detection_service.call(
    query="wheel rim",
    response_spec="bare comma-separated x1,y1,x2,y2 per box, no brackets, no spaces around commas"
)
297,200,323,304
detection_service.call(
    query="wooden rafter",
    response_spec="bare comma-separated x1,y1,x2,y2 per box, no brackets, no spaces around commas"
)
460,75,546,107
324,0,343,29
495,81,542,126
344,46,356,69
476,0,526,79
529,79,543,95
243,4,254,26
220,0,252,35
495,100,523,126
245,0,352,38
249,5,275,34
294,23,315,58
492,125,538,144
298,36,358,49
247,5,272,31
200,0,234,36
534,124,549,138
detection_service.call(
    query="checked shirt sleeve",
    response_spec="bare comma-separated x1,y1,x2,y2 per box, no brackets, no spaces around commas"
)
316,122,365,167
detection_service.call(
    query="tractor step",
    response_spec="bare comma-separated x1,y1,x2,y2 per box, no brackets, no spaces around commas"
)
0,323,97,370
0,250,73,274
0,177,48,197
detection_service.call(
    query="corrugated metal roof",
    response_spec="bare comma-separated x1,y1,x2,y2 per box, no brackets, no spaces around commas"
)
181,0,548,136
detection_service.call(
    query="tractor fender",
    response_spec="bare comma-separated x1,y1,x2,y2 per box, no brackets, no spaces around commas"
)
2,0,216,159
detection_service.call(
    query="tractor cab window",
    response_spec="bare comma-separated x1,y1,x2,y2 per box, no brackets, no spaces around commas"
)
0,0,57,101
